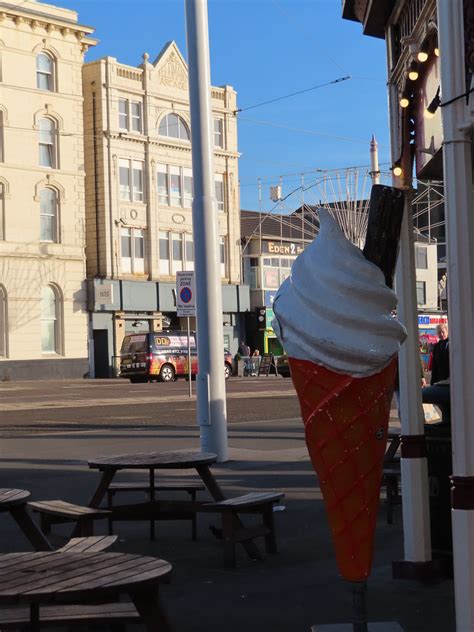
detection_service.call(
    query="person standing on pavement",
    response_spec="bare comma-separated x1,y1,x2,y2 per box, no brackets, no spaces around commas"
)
422,324,450,424
429,324,450,385
250,349,260,376
238,340,250,357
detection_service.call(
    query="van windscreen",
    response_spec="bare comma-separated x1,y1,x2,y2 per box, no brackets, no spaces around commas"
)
121,335,148,354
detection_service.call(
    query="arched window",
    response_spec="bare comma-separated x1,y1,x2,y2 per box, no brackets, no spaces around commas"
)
39,118,56,168
158,113,190,141
40,188,58,242
0,285,7,358
41,285,61,354
36,53,55,91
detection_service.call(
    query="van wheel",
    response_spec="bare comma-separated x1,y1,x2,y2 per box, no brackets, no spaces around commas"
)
224,363,232,380
159,364,175,382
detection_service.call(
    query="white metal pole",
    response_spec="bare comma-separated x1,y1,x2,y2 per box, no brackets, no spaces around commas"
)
187,316,192,398
185,0,228,461
388,78,432,567
436,2,474,629
395,191,432,564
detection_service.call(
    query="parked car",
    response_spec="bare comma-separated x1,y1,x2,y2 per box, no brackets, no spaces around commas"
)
119,331,233,383
276,354,291,378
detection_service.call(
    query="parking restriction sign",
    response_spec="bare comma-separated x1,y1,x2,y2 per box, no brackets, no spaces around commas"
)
176,271,196,317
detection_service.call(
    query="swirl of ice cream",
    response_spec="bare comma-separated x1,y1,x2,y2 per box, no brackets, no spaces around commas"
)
272,210,407,377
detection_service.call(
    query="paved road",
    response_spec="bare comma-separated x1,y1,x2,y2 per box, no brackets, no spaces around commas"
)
0,376,302,432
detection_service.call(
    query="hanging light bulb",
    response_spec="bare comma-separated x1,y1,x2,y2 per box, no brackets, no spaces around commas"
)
434,47,440,57
417,50,429,63
392,161,403,177
399,89,410,108
408,61,419,81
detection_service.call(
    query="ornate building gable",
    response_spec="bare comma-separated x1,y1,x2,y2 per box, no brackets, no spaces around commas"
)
152,41,188,92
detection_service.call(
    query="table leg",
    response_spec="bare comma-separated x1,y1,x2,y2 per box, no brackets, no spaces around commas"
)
71,469,116,538
197,466,262,562
9,504,53,552
88,469,117,508
196,465,226,501
129,587,174,632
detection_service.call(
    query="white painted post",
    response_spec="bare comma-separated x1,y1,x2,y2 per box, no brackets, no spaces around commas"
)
185,0,228,461
395,192,432,563
436,1,474,629
388,79,432,566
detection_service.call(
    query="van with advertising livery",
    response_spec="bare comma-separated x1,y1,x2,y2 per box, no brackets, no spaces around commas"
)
119,331,234,383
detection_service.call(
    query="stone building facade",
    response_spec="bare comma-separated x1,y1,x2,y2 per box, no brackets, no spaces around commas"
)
83,43,248,377
0,0,96,379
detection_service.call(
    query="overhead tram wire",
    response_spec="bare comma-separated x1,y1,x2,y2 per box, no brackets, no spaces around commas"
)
233,76,351,115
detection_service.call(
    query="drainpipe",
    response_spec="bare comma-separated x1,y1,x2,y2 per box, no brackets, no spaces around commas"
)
105,58,117,376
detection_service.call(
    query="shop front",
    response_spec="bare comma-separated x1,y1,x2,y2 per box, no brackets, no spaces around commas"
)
88,279,250,378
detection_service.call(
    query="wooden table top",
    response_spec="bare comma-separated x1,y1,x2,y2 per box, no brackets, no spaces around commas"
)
88,450,218,471
0,489,30,509
0,552,172,604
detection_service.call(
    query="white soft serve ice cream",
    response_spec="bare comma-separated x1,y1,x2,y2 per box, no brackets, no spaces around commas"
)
272,210,407,377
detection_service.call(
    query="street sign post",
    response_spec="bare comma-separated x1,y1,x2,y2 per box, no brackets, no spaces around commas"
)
176,272,196,397
176,271,196,318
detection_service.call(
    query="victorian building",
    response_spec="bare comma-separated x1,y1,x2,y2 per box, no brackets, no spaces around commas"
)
0,0,96,379
83,42,248,377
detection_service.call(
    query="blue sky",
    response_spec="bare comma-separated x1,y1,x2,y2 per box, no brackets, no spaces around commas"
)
55,0,390,211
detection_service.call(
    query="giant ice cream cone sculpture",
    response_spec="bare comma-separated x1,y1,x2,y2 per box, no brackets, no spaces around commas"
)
273,199,406,584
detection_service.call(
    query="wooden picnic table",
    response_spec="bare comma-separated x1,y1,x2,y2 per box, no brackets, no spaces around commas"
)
0,489,53,552
87,450,223,506
0,551,172,632
86,450,262,561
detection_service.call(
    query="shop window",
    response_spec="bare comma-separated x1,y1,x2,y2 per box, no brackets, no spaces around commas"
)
249,257,260,289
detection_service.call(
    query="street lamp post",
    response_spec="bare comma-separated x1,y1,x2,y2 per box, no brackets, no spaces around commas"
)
185,0,228,461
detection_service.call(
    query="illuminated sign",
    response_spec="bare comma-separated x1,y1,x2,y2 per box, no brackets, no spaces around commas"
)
263,241,304,256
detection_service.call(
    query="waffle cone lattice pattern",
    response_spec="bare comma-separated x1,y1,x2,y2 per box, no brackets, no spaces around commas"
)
289,357,397,581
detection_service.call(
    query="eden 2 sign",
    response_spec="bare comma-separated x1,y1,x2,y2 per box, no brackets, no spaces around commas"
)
263,241,304,256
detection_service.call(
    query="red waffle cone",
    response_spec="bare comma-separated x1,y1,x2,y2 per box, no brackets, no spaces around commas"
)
288,356,397,582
